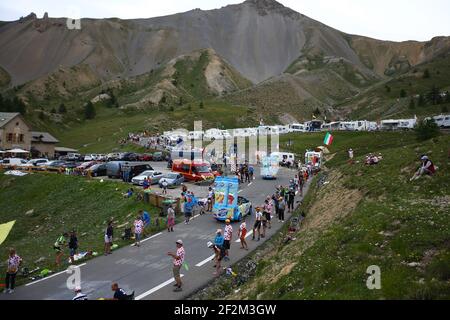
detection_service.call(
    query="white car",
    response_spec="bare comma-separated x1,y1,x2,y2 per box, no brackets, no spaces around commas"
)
131,170,165,186
23,159,50,167
84,154,99,161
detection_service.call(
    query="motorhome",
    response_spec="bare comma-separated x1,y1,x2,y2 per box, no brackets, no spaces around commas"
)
397,118,417,130
381,118,416,130
426,114,450,128
289,123,307,132
322,122,341,131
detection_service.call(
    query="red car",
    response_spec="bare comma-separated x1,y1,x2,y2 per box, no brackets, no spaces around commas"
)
138,153,153,161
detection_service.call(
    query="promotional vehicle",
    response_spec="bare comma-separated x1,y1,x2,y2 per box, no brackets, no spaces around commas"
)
305,151,323,170
212,177,253,222
172,159,215,182
271,152,295,167
261,155,280,180
131,170,164,186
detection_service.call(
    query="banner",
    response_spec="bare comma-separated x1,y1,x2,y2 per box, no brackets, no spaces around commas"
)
213,177,239,211
0,220,15,246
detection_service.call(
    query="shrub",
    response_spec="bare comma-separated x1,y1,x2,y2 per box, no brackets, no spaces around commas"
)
415,119,440,141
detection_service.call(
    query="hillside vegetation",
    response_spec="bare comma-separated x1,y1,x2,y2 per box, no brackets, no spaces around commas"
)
0,173,167,284
192,132,450,300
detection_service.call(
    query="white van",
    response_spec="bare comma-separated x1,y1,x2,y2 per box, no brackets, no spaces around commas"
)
1,158,28,167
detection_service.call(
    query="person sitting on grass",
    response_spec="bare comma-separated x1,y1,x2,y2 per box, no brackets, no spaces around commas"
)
123,188,134,199
410,155,438,181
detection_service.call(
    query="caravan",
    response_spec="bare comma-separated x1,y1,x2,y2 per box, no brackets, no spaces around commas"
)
305,120,323,132
289,123,307,133
322,122,341,131
427,114,450,128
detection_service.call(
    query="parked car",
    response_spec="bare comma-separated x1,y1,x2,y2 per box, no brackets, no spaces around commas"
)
24,159,49,167
1,158,28,167
84,154,99,161
67,153,82,161
123,163,154,180
106,161,127,179
46,160,68,170
158,173,184,188
120,153,138,161
87,163,107,177
138,153,153,162
131,170,164,186
152,152,165,161
62,162,80,169
77,161,97,170
107,153,121,161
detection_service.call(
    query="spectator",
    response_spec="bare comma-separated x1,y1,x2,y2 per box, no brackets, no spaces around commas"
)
54,232,68,267
133,216,144,247
223,220,233,261
287,188,295,213
104,221,114,256
72,287,88,300
168,240,185,292
208,241,224,276
111,283,133,300
238,222,248,251
252,207,263,241
214,229,224,247
141,210,151,237
3,248,22,294
278,197,286,223
410,155,437,181
167,205,175,232
69,231,78,264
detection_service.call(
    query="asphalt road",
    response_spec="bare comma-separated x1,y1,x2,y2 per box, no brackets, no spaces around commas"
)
1,165,310,301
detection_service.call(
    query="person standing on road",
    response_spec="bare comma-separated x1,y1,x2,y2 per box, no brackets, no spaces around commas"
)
298,173,304,196
161,180,168,195
238,221,249,250
133,216,144,247
223,220,233,261
249,165,254,181
168,240,185,292
3,248,22,294
252,207,262,242
141,210,151,237
54,232,68,267
263,198,272,230
214,229,224,248
167,204,175,232
208,241,224,276
104,220,114,256
207,187,215,212
288,188,295,213
278,197,286,223
69,230,78,264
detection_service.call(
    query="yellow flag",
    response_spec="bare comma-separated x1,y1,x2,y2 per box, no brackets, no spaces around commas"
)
0,221,15,246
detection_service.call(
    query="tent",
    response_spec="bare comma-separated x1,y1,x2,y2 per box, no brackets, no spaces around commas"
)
6,148,29,153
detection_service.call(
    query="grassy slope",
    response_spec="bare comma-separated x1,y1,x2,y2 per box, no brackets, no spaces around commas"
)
194,132,450,300
338,54,450,120
0,173,168,284
50,101,256,154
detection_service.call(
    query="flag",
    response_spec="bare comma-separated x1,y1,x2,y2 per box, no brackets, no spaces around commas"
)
0,220,15,246
324,132,334,146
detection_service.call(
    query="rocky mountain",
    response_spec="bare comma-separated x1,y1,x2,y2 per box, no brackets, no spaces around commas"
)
0,0,449,121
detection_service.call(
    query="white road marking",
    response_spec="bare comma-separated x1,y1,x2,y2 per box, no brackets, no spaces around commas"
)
248,183,253,186
131,232,162,247
235,230,254,242
195,254,216,267
135,275,185,300
191,214,201,221
238,190,243,194
25,263,87,286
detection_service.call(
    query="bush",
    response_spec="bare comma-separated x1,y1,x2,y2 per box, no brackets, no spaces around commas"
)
415,119,440,141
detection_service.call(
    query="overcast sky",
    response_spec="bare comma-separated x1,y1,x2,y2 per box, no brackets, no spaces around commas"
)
1,0,449,42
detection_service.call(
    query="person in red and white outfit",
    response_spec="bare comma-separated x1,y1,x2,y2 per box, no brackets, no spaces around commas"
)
223,220,233,261
168,240,185,292
4,248,22,294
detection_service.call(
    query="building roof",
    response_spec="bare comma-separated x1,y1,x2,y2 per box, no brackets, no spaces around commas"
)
31,131,59,144
54,147,78,153
0,112,21,128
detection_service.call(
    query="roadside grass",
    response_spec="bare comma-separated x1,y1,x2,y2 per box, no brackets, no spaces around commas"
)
192,132,450,300
0,173,173,285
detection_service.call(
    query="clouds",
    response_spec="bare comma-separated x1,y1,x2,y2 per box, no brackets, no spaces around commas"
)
0,0,449,41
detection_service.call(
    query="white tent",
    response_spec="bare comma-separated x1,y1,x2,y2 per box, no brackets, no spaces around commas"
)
6,149,29,153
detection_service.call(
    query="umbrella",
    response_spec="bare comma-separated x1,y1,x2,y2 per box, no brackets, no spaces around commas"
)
6,148,29,153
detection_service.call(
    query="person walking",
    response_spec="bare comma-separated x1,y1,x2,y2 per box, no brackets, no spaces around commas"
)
238,221,249,250
167,204,175,232
3,248,22,294
104,220,114,256
223,220,233,261
69,230,78,264
278,197,286,223
168,240,185,292
263,198,272,230
252,207,263,241
133,216,144,247
54,232,68,267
